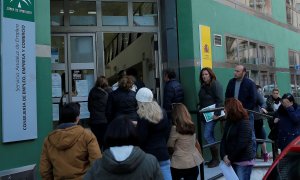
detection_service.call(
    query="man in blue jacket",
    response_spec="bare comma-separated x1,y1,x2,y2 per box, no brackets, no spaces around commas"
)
225,65,257,157
163,69,184,114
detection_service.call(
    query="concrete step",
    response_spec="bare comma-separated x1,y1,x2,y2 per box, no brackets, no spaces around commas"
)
201,158,272,180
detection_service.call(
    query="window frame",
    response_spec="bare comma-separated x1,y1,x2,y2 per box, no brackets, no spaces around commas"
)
225,35,275,67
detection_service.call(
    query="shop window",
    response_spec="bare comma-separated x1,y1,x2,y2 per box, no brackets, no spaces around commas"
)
133,2,158,26
226,36,275,66
69,1,97,26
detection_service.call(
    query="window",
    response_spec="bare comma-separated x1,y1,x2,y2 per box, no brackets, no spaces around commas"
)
235,0,272,15
248,70,276,96
226,36,275,66
286,0,300,28
289,50,300,96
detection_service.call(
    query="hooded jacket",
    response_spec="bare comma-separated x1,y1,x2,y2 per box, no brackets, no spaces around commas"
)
40,125,101,180
84,146,163,180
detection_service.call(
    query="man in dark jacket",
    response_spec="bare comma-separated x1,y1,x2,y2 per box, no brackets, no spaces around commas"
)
225,65,257,156
163,69,184,113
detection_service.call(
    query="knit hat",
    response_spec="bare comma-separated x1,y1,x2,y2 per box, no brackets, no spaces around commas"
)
136,88,153,102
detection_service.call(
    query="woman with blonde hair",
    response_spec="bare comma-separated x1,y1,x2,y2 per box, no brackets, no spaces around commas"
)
168,103,204,180
136,88,172,180
105,76,138,122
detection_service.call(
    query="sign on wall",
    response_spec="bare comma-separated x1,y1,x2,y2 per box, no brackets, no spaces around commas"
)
199,25,212,69
1,0,37,142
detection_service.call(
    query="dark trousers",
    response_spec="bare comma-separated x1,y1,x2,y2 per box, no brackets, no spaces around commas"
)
90,123,107,150
171,166,199,180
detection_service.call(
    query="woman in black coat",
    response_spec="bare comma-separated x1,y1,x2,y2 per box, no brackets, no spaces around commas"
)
88,76,112,148
106,76,138,122
220,98,254,180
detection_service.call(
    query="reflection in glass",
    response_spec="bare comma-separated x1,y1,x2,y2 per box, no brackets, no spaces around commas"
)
259,46,266,64
289,51,295,67
51,0,64,26
102,2,128,26
266,46,275,66
133,2,158,26
70,36,94,63
249,42,258,64
226,37,238,62
51,36,65,63
238,40,249,64
69,1,96,26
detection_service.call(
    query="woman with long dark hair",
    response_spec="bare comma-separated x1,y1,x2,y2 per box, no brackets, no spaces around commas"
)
198,67,224,168
275,93,300,150
220,98,254,180
88,76,112,148
167,103,203,180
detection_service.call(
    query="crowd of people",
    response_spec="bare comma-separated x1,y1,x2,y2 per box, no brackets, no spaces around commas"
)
40,66,300,180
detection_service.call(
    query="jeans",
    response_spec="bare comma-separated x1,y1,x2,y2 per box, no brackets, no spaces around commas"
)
232,164,253,180
203,120,217,144
159,160,172,180
249,113,257,158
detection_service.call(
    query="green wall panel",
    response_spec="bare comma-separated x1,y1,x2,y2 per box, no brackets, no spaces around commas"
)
0,58,52,171
35,0,51,45
276,72,291,93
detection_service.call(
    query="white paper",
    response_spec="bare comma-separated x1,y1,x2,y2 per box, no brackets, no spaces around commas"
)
52,104,59,121
201,104,225,122
52,73,62,97
79,102,90,119
219,161,239,180
76,80,89,97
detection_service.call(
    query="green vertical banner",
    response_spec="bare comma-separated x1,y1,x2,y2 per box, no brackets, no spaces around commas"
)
1,0,37,142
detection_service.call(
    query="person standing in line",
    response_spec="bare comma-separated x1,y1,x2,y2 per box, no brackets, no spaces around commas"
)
136,87,172,180
112,70,137,92
265,88,281,158
225,65,257,157
275,93,300,150
84,115,163,180
168,103,204,180
220,98,254,180
163,69,184,115
253,85,269,161
88,76,112,149
40,103,101,180
126,67,145,91
198,67,224,168
106,76,138,122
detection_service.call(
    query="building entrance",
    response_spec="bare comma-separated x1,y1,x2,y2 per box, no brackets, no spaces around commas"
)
50,0,161,123
51,33,96,121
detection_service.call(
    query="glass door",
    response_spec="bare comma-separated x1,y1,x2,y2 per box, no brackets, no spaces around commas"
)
68,34,96,120
51,34,68,121
51,33,96,122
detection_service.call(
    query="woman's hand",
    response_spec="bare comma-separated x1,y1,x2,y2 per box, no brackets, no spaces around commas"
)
223,155,231,166
213,115,219,120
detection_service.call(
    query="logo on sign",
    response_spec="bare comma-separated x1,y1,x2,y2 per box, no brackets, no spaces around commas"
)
10,0,32,8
